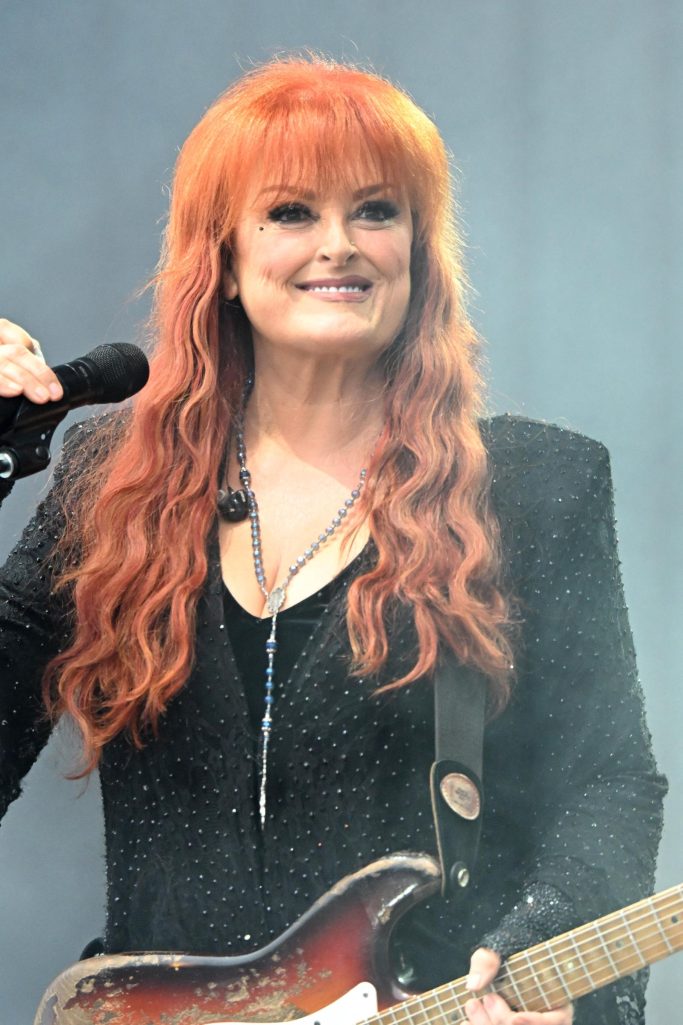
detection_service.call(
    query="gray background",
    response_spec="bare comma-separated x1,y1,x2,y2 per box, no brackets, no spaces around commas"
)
1,1,681,1021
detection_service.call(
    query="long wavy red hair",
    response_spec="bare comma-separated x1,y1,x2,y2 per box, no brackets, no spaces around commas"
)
45,56,513,772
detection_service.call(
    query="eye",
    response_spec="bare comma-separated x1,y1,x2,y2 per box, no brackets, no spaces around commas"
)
267,202,313,225
355,199,401,222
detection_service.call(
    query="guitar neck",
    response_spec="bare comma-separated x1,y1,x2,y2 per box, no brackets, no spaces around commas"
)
379,884,683,1023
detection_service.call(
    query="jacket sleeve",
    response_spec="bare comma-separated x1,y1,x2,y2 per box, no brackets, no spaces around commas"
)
480,419,667,1025
0,424,87,820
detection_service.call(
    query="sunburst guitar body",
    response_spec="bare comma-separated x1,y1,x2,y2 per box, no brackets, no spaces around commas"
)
35,852,683,1025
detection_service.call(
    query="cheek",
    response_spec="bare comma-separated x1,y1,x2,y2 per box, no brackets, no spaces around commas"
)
252,241,309,291
370,233,412,284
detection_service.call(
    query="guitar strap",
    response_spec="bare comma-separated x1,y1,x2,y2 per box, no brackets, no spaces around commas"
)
430,652,486,900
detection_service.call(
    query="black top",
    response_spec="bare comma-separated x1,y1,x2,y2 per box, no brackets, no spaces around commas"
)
0,414,667,1025
222,551,367,735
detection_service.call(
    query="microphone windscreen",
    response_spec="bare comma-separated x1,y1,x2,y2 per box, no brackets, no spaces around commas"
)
81,343,150,402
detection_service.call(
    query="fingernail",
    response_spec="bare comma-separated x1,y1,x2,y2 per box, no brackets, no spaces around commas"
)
48,383,62,400
466,972,481,990
35,385,49,400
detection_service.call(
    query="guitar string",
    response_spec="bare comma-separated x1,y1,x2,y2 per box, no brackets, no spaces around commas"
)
386,927,678,1025
356,892,683,1025
368,925,672,1025
433,907,682,1016
361,890,683,1025
364,938,670,1025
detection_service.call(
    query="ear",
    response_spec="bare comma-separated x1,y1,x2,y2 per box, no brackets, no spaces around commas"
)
222,266,239,301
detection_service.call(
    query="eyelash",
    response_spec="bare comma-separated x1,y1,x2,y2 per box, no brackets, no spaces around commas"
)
267,199,400,225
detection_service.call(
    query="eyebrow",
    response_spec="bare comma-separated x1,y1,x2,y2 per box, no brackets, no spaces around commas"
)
256,183,394,201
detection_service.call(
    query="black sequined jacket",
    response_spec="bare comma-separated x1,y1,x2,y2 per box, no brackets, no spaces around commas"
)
0,414,667,1025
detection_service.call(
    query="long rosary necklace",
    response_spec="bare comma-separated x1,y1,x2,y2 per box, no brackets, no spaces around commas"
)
225,383,367,827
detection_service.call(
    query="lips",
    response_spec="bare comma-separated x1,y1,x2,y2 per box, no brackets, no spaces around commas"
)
295,275,373,293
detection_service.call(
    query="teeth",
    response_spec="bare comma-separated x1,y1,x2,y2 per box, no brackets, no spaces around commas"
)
306,285,365,293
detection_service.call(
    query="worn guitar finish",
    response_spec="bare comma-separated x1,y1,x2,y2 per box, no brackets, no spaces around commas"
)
35,854,439,1025
35,852,683,1025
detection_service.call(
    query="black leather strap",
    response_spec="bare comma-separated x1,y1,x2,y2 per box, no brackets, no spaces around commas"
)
431,654,486,899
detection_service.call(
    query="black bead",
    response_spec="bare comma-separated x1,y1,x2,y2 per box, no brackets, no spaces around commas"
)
217,487,249,522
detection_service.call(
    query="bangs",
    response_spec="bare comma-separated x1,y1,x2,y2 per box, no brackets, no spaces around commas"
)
207,61,447,240
245,104,414,206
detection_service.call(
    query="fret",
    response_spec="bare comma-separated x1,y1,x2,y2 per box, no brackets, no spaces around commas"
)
441,986,469,1025
647,889,683,955
437,992,467,1025
567,930,595,988
545,940,575,1002
381,1002,402,1025
594,922,620,979
648,900,675,955
498,962,526,1010
619,909,647,968
521,948,549,1007
417,984,468,1025
410,989,445,1025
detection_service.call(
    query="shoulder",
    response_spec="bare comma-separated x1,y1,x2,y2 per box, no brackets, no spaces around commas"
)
479,414,615,537
481,413,611,494
480,413,609,473
58,410,129,467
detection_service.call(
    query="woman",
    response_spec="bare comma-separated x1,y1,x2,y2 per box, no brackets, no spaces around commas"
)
0,58,666,1025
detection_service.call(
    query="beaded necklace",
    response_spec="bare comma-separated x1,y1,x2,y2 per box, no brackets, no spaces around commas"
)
229,384,367,827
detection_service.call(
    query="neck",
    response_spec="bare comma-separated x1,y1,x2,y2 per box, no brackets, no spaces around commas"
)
244,350,386,464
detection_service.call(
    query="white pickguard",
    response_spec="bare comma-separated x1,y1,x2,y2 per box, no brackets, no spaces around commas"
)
202,982,379,1025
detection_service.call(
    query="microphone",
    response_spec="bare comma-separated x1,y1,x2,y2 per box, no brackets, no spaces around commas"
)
0,343,149,434
0,343,149,482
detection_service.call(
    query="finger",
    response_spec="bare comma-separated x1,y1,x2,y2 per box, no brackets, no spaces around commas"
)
464,996,493,1024
0,341,62,402
510,1004,573,1025
0,318,42,354
467,947,502,992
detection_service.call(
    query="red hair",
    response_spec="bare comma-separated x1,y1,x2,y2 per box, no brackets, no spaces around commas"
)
45,56,513,771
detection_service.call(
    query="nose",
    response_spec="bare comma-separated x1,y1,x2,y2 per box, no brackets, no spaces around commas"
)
317,215,357,264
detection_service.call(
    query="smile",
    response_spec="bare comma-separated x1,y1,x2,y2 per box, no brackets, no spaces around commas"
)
304,285,365,293
295,279,372,302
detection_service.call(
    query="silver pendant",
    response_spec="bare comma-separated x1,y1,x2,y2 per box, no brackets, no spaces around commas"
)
267,587,286,614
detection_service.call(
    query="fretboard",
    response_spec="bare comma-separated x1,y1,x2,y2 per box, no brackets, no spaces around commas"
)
374,883,683,1024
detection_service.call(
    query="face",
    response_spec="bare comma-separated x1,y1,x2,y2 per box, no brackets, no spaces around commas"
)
223,181,413,366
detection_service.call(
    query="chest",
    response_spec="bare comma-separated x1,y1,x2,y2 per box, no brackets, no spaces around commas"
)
218,473,369,618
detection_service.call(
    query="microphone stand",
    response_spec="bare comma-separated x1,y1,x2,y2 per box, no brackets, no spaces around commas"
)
0,404,66,508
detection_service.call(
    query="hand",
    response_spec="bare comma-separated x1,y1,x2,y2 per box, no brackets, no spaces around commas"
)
0,318,62,402
464,948,573,1025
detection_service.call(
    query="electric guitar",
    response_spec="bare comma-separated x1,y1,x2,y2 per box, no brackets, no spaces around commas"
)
35,852,683,1025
